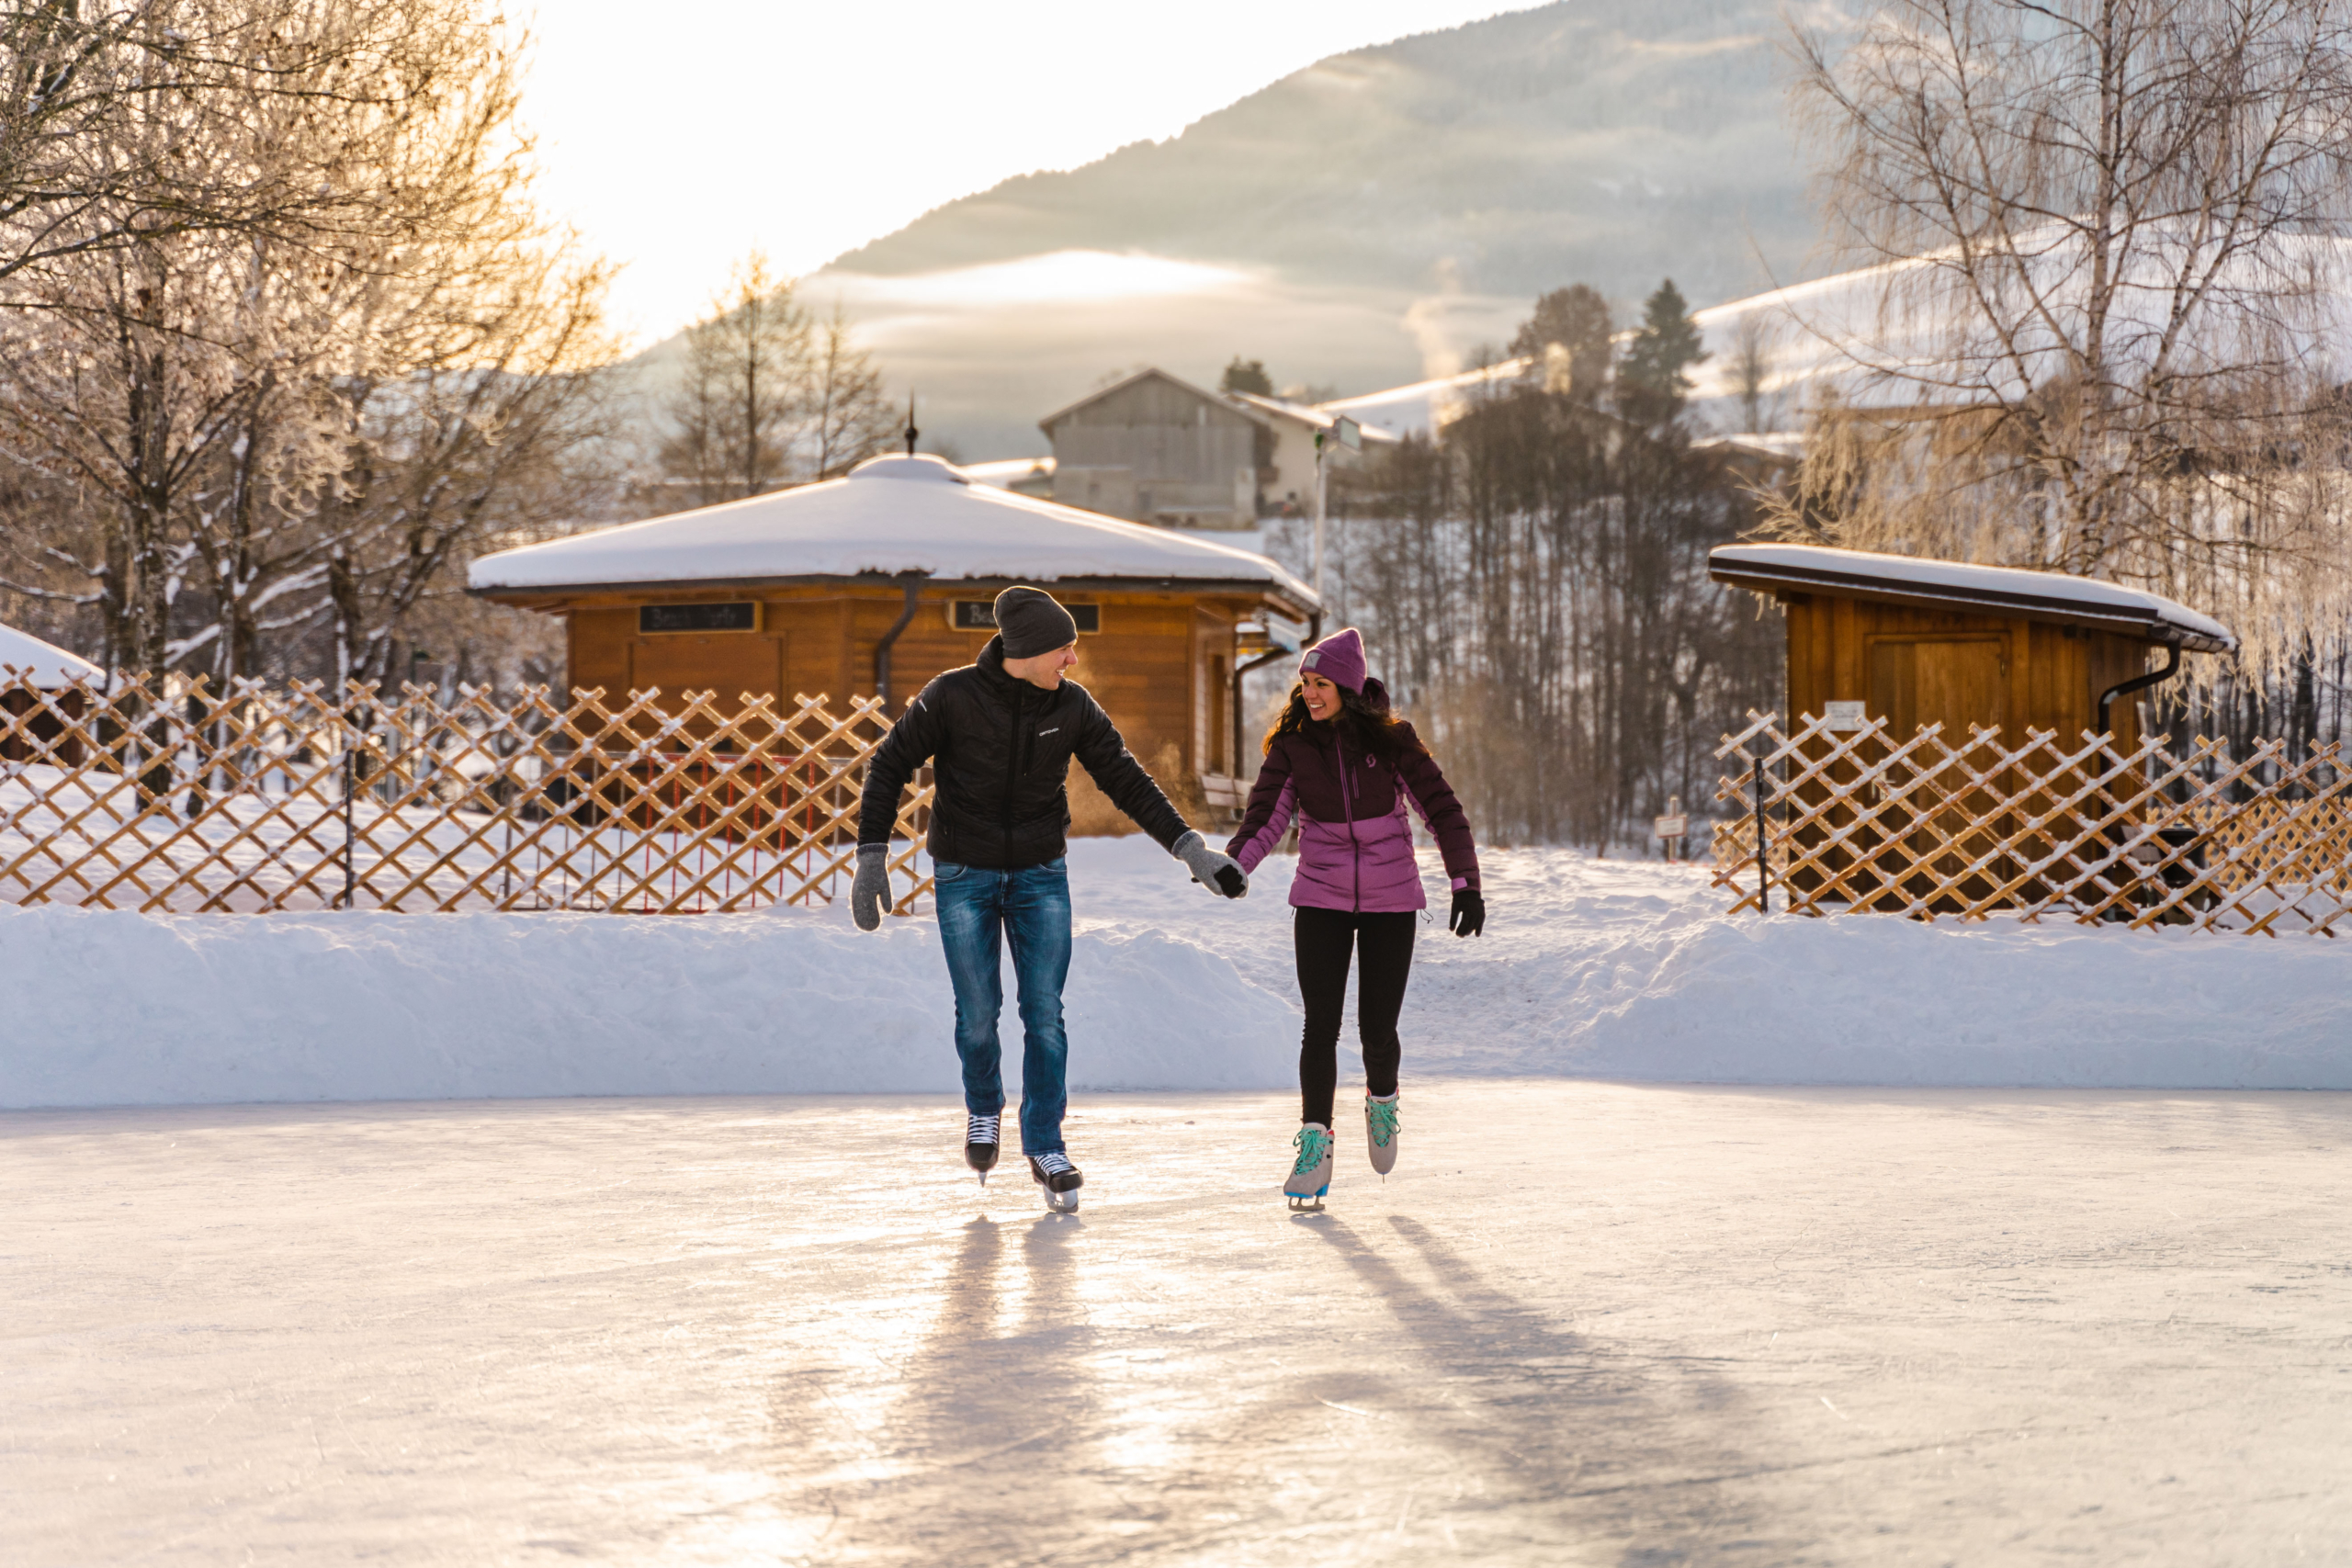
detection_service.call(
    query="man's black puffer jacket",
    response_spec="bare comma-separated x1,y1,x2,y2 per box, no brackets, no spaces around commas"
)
858,636,1192,869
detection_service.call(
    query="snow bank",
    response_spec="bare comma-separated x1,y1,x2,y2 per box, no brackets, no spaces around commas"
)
4,840,2348,1109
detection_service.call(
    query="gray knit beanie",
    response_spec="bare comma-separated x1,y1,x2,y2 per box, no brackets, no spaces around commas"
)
993,585,1079,659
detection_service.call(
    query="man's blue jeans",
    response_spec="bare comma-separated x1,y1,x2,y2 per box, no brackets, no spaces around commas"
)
933,858,1073,1155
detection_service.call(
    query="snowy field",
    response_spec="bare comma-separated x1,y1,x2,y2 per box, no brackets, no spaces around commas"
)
5,839,2351,1109
7,1083,2349,1564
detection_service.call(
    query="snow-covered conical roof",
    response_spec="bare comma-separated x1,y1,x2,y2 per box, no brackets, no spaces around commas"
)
470,454,1317,611
0,622,102,687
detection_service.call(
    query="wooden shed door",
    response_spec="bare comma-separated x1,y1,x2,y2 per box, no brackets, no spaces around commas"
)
1867,636,2007,742
1867,636,2008,910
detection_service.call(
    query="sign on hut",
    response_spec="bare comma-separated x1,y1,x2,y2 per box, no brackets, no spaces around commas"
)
1707,544,2238,913
469,455,1319,821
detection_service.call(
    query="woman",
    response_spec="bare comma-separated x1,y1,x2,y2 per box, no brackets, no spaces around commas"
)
1225,627,1484,1207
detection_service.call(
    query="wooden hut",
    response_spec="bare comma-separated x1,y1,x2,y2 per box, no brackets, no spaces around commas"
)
468,455,1319,794
1709,544,2235,749
1707,544,2237,910
0,621,99,765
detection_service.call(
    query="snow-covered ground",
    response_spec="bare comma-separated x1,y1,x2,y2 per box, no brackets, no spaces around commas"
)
6,840,2349,1110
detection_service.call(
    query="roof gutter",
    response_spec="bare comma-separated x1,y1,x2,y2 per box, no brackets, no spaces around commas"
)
873,574,924,713
2096,643,2182,741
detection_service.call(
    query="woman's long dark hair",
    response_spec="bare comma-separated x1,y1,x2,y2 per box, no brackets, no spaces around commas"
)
1262,675,1426,763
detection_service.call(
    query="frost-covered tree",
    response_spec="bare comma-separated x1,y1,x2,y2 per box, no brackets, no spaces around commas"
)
0,0,616,691
1780,0,2352,690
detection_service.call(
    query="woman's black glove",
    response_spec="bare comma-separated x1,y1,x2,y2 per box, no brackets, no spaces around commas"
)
1448,888,1486,938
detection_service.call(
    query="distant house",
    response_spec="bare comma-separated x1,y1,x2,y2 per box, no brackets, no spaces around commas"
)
1041,370,1260,529
1039,369,1393,530
1224,391,1398,516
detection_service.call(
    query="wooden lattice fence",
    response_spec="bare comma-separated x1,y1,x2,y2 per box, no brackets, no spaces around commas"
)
1711,712,2352,934
0,673,934,914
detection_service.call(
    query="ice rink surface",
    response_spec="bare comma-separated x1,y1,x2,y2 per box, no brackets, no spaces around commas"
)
7,1082,2350,1565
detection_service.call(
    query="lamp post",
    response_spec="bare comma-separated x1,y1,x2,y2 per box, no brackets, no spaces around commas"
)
1310,413,1361,608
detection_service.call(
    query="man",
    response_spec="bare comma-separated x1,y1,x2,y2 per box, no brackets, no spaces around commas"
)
852,584,1248,1212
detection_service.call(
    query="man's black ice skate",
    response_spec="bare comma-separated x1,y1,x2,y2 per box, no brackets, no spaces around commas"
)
965,1113,1001,1185
1028,1151,1083,1213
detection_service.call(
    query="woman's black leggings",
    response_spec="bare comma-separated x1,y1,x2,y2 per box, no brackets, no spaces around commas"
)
1294,907,1418,1127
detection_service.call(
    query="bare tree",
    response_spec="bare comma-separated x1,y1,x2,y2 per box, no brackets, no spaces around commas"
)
661,252,808,504
1729,312,1779,434
1780,0,2352,679
806,302,897,479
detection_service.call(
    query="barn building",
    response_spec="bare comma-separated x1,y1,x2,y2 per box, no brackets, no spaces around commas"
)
1039,369,1394,529
468,455,1318,796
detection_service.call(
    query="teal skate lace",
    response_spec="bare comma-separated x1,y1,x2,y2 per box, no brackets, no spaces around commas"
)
1291,1125,1331,1175
1366,1096,1400,1148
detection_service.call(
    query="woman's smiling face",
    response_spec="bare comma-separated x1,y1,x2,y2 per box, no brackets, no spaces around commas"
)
1301,671,1340,721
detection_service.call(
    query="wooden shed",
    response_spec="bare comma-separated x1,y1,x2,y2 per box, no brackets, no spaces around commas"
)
1709,544,2236,750
1708,544,2238,911
469,454,1319,793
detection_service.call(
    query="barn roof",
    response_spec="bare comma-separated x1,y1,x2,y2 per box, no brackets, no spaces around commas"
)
469,454,1318,612
1036,367,1249,433
1709,543,2236,652
0,622,101,687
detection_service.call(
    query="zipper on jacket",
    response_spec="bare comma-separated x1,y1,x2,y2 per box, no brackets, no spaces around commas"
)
998,684,1029,840
1337,734,1360,911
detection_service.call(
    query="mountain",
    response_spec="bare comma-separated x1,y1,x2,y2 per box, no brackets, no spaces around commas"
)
632,1,1825,461
836,0,1811,303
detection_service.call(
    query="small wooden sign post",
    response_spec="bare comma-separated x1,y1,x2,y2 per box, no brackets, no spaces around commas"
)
1653,795,1689,861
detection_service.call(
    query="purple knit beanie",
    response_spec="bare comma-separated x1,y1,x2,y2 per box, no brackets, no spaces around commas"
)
1298,627,1367,694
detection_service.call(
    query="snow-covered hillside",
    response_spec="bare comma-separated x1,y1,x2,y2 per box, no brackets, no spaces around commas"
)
6,839,2346,1109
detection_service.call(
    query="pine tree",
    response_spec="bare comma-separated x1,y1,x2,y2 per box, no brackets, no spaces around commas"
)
1219,357,1273,397
1615,279,1706,429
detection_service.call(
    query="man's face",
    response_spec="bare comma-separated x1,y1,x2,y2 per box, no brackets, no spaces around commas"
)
1003,641,1080,691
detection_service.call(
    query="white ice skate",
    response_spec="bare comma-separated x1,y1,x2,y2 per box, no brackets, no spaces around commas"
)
1029,1151,1083,1213
1285,1124,1333,1211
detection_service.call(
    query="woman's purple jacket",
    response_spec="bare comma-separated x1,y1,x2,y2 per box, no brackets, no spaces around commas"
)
1225,720,1480,912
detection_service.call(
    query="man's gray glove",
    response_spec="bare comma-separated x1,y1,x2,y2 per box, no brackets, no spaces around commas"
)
851,845,889,931
1172,829,1248,898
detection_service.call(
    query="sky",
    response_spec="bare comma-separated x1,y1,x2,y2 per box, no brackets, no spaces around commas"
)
521,1,1526,348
